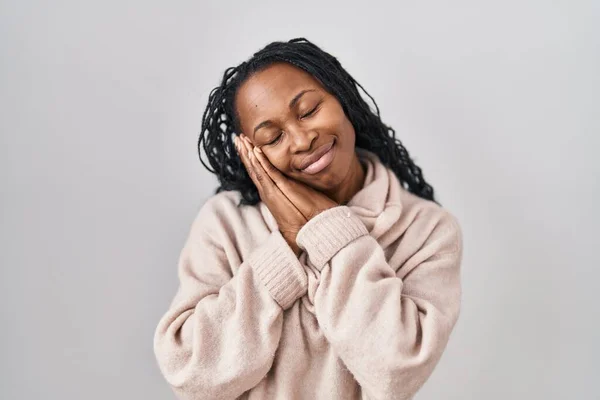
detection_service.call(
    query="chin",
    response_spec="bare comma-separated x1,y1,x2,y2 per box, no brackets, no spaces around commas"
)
306,168,345,192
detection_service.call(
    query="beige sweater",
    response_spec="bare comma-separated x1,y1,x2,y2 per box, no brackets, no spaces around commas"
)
153,148,463,400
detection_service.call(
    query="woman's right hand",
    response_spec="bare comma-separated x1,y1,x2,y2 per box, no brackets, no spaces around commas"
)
234,134,307,256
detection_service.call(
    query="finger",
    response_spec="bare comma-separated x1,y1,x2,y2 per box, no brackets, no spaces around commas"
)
240,136,281,197
241,136,264,174
240,137,258,173
248,147,273,191
248,144,303,200
240,134,256,158
234,136,249,168
252,147,292,191
234,136,242,158
236,136,257,182
240,138,308,220
239,135,271,192
237,135,251,156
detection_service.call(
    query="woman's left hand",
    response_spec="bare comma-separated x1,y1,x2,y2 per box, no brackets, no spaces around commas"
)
240,134,339,223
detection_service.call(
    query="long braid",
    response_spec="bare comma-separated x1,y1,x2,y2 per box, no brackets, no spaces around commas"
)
197,38,438,206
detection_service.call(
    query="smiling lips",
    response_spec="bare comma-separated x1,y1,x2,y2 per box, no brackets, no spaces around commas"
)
300,140,336,175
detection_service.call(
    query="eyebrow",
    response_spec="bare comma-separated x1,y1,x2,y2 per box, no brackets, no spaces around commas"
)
253,89,316,135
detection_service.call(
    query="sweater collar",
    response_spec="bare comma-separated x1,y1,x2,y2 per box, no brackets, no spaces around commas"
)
345,147,404,237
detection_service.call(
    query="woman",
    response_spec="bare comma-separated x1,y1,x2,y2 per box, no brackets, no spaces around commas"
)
153,38,463,400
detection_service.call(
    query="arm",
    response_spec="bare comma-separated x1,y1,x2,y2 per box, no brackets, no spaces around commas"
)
153,200,308,400
296,206,463,400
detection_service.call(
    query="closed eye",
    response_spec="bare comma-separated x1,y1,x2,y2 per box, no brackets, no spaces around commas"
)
267,132,283,146
301,102,321,119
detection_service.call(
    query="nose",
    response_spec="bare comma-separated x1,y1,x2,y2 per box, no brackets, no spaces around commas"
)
288,126,318,153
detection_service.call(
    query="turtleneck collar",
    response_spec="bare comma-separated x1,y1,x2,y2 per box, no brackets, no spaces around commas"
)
345,147,405,238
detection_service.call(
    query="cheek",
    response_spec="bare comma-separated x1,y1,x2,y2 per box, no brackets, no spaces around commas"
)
320,103,352,133
319,107,343,128
263,148,289,172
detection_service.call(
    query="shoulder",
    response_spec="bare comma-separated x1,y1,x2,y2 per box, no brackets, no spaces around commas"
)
196,190,244,220
398,189,463,255
188,190,246,239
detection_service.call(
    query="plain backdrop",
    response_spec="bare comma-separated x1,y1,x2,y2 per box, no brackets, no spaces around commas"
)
1,1,598,399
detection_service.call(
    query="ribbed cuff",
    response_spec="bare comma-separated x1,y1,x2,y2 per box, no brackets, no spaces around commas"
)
247,230,308,310
296,206,369,270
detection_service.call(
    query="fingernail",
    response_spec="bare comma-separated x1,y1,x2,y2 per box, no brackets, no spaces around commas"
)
255,147,262,154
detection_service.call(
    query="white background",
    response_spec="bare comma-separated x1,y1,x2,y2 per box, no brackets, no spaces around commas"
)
1,1,598,399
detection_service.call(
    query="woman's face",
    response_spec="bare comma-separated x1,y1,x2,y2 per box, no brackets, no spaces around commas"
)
235,62,357,191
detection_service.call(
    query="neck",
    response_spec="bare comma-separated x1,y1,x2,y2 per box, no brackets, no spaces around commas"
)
327,153,366,205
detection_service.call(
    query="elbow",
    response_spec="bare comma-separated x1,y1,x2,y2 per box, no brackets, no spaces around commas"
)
153,314,219,399
369,347,445,400
153,332,233,400
153,322,201,398
153,319,271,400
393,321,458,398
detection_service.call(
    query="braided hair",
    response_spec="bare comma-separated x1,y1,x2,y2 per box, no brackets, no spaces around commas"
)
198,37,438,206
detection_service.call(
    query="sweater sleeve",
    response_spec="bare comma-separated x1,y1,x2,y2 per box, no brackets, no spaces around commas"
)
296,206,463,400
153,200,308,400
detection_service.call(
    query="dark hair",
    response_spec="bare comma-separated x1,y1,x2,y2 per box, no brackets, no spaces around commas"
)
198,37,438,206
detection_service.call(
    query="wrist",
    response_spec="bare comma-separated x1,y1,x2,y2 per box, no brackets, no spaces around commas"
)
281,232,301,257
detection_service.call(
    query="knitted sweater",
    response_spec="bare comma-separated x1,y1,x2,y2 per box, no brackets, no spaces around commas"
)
153,148,463,400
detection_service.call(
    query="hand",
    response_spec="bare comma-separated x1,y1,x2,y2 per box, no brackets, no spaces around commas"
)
235,134,306,256
241,141,339,221
235,134,340,249
266,165,339,222
239,134,339,221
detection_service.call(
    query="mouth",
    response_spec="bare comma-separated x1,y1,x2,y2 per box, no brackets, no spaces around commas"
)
300,140,336,175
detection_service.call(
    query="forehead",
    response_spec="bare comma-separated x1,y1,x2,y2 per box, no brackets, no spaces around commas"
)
235,63,323,131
